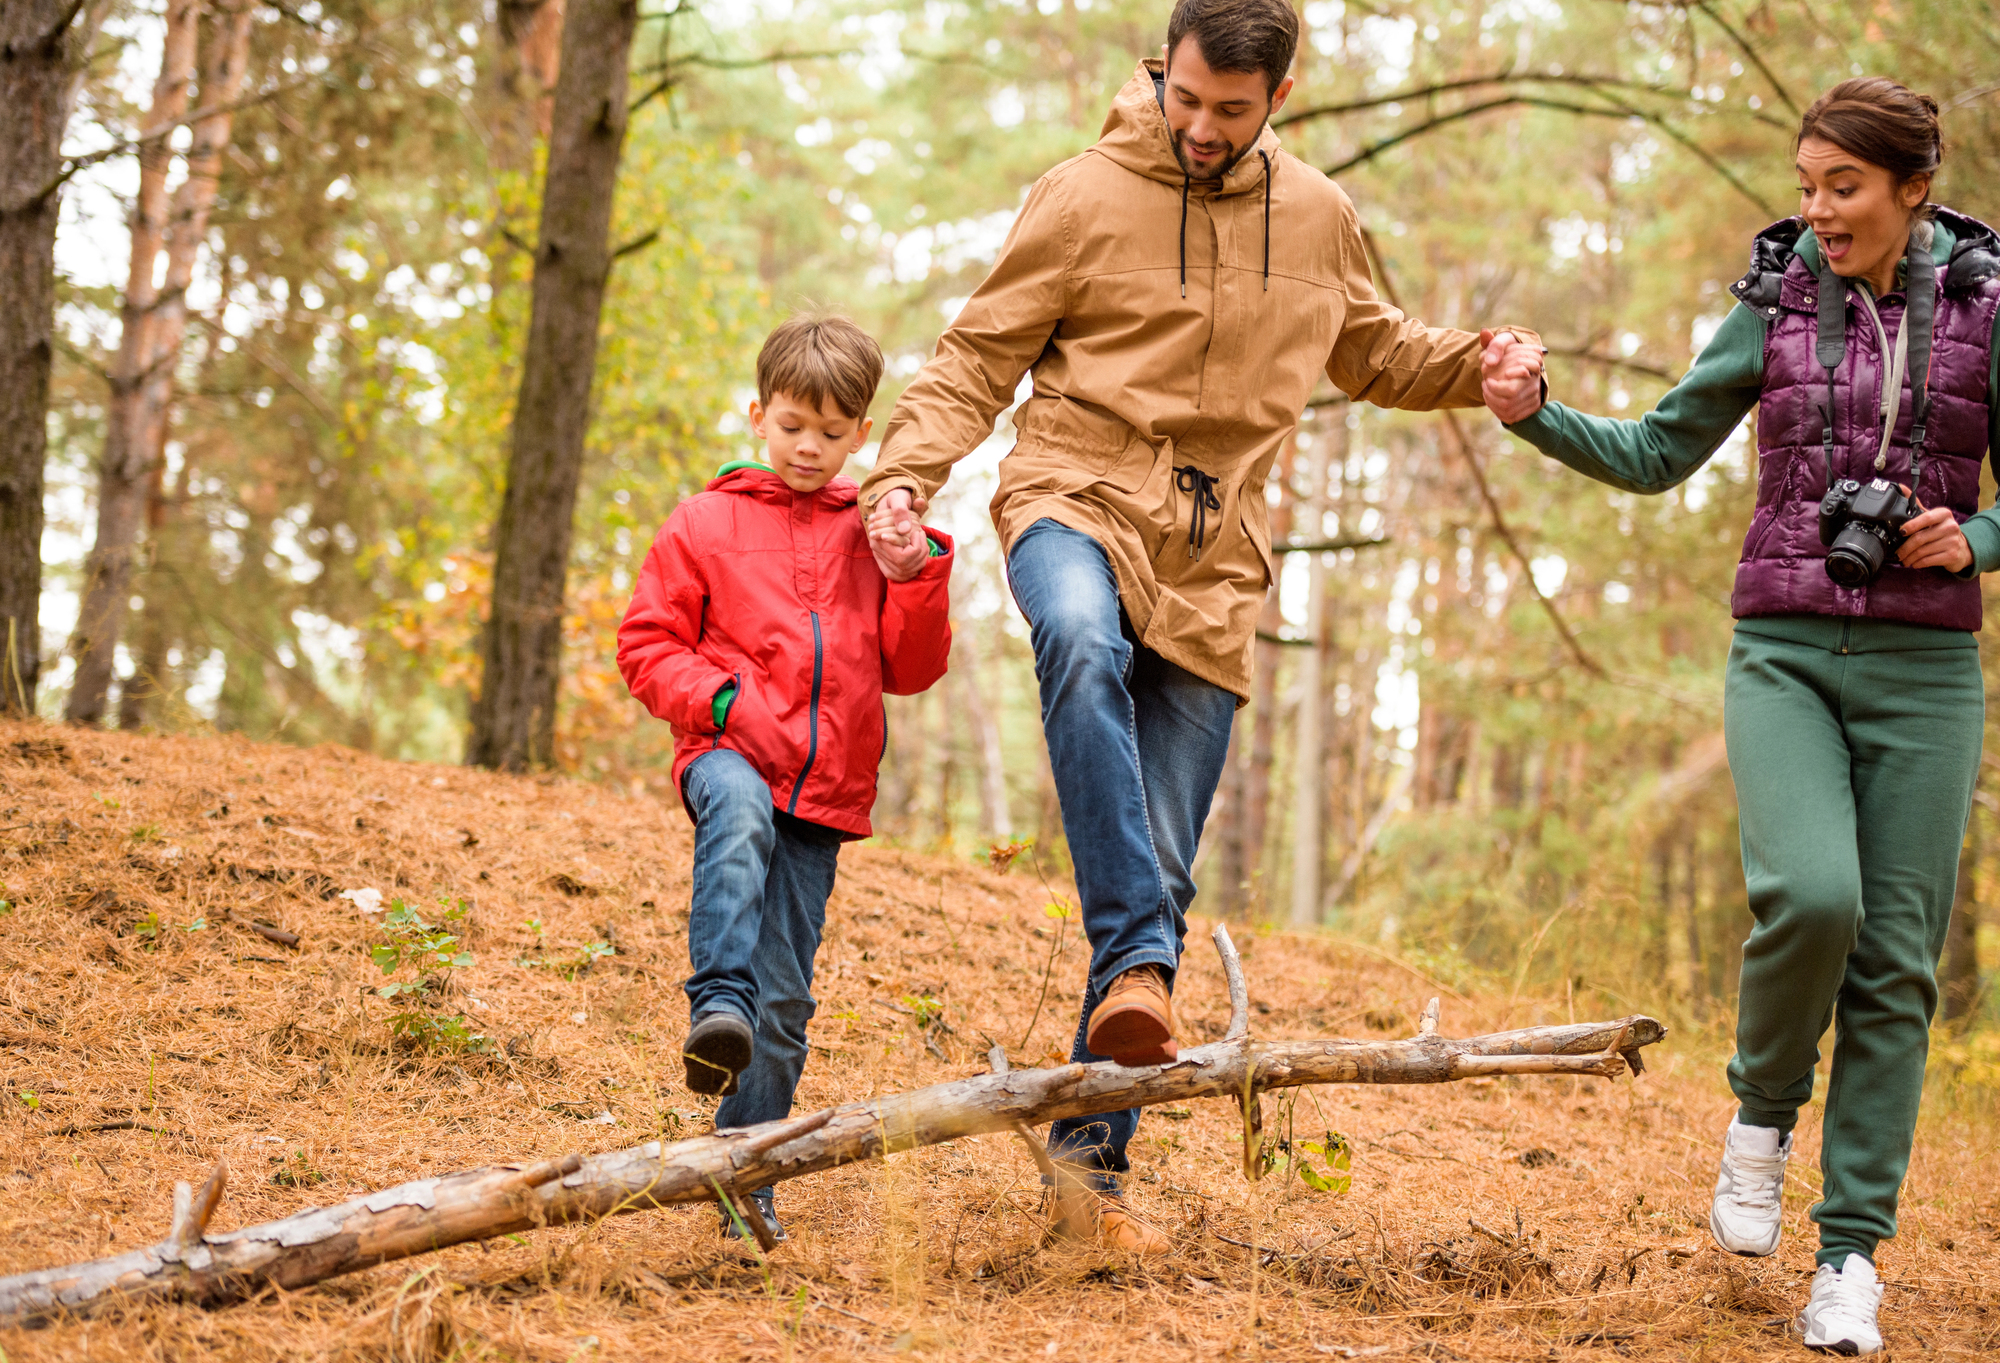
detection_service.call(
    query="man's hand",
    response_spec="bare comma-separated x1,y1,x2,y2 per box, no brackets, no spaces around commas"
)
1481,329,1546,424
1898,501,1975,574
867,488,932,583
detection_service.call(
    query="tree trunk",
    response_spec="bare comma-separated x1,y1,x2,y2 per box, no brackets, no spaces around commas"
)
0,926,1664,1322
0,0,109,716
1238,433,1299,916
955,625,1011,839
1289,424,1333,927
117,460,172,730
465,0,638,772
1943,826,1980,1026
69,0,253,725
491,0,565,170
1212,720,1248,914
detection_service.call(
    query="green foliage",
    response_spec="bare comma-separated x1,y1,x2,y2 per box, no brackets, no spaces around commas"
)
133,912,162,946
386,1011,491,1054
15,1090,38,1112
367,898,484,1050
519,935,616,979
371,899,473,981
128,824,159,843
1292,1133,1354,1195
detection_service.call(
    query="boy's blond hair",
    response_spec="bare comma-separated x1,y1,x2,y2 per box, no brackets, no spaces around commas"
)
756,313,885,420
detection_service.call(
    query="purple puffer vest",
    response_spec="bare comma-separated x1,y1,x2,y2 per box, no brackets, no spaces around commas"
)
1727,208,2000,631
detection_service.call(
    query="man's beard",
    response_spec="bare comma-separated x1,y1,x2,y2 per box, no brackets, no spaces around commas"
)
1170,120,1268,181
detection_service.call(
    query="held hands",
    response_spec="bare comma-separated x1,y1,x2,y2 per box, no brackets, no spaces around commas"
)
1898,498,1974,574
1480,329,1546,425
866,487,933,583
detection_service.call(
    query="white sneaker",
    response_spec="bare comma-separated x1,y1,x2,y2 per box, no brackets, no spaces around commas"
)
1796,1254,1883,1355
1710,1118,1791,1256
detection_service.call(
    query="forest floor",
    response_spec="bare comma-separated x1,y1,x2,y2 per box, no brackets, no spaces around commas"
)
0,719,1995,1361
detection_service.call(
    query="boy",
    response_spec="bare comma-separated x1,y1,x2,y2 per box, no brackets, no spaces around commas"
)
617,314,952,1239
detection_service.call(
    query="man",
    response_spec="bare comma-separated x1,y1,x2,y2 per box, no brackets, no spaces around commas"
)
861,0,1546,1254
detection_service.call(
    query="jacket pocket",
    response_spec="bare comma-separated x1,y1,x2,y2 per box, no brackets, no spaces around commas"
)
1241,496,1275,589
1015,395,1148,480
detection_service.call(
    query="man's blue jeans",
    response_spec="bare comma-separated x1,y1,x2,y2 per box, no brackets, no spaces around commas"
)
682,748,842,1131
1006,519,1237,1191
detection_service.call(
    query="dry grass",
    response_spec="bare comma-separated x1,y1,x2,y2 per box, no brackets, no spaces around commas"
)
0,717,1996,1361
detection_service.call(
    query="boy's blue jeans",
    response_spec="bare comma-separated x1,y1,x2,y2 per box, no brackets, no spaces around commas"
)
1006,519,1237,1192
682,748,842,1131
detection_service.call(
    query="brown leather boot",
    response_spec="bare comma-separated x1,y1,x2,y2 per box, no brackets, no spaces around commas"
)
1086,965,1176,1066
1051,1188,1173,1256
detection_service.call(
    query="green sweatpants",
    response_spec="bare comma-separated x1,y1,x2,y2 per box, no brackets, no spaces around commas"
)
1723,615,1984,1267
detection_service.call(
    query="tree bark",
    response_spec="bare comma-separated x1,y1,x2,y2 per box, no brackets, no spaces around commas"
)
1236,433,1299,916
0,0,110,716
1289,423,1333,927
0,928,1664,1322
68,0,253,725
954,624,1012,839
490,0,565,171
465,0,637,772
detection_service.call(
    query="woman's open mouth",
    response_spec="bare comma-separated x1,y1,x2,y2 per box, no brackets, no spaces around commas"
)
1821,232,1853,261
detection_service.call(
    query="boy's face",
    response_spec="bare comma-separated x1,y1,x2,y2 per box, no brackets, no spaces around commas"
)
749,391,872,493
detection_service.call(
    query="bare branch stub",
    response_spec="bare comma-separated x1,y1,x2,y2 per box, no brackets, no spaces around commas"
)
1418,998,1441,1036
165,1160,228,1258
1211,922,1250,1042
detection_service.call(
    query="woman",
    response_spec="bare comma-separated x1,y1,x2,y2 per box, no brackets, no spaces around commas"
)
1486,78,2000,1356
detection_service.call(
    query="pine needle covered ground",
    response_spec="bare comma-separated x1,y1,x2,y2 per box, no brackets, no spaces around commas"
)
0,719,1995,1361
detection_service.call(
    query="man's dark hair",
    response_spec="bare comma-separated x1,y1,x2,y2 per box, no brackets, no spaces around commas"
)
1166,0,1299,95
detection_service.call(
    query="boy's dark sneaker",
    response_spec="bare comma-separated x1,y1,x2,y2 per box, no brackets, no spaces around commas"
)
721,1187,786,1243
683,1012,754,1096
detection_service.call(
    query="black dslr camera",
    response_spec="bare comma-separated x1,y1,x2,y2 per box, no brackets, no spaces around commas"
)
1818,477,1921,587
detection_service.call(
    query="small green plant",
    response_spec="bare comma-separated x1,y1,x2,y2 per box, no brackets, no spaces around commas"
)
91,792,121,810
1293,1131,1353,1194
387,1011,490,1053
269,1149,327,1187
371,898,473,979
367,899,483,1052
517,935,616,979
902,993,944,1028
133,911,163,946
0,891,13,915
129,824,160,843
181,917,207,933
16,1090,39,1111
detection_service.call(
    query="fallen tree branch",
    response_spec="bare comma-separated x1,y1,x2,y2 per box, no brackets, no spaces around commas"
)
0,925,1663,1323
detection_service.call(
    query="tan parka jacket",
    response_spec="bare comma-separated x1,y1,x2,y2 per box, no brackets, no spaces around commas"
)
862,61,1536,701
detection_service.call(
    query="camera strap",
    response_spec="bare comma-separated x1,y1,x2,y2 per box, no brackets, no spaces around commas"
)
1904,239,1939,493
1813,225,1941,494
1853,287,1909,473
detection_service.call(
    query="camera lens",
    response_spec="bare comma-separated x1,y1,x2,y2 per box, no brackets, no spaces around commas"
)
1826,524,1888,587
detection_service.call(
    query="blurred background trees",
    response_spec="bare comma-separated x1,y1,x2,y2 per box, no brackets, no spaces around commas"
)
14,0,2000,1028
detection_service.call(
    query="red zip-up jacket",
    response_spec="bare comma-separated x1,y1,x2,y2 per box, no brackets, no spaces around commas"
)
617,464,953,837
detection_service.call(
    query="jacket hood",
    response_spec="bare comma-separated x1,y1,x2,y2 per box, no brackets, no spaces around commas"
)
706,462,860,508
1730,206,2000,311
1093,59,1282,196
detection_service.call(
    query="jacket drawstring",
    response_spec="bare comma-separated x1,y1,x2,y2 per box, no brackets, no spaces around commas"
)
1179,173,1189,299
1259,150,1271,290
1173,465,1221,558
1178,152,1270,297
